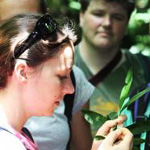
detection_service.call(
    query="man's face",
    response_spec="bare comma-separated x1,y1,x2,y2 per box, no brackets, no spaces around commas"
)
0,0,41,20
80,0,129,52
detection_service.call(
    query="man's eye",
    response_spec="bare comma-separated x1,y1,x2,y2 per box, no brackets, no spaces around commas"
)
91,10,105,17
112,15,126,21
92,12,104,17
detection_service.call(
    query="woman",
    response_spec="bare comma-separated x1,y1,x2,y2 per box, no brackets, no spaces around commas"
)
0,13,76,149
0,1,94,149
0,13,132,150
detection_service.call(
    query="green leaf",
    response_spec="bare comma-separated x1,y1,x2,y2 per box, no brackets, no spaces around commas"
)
107,112,118,120
82,109,108,128
94,135,105,141
120,87,150,113
133,138,147,145
119,68,133,109
69,1,81,10
127,120,150,135
106,112,118,130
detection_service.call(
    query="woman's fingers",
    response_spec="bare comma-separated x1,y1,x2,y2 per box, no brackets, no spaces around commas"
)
96,115,127,136
118,128,133,149
92,116,128,150
99,128,123,148
98,128,133,150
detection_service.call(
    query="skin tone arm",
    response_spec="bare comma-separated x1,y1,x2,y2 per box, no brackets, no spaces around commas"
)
92,116,133,150
71,101,93,150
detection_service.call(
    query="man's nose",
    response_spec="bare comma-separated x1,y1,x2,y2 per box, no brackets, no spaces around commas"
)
102,16,112,27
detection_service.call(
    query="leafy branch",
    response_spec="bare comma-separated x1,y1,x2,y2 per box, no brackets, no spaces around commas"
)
82,68,150,147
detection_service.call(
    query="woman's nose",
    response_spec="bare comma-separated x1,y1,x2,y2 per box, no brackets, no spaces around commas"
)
63,77,75,95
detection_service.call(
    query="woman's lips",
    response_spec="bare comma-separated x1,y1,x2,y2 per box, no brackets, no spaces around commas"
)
54,98,63,107
54,101,60,107
54,96,64,108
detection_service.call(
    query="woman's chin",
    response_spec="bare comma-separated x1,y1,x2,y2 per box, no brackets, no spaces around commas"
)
38,109,54,117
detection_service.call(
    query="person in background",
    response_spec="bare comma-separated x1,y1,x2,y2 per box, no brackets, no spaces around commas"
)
0,0,94,150
75,0,150,136
0,13,133,150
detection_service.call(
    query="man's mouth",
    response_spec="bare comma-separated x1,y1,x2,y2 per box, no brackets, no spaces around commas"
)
98,32,112,37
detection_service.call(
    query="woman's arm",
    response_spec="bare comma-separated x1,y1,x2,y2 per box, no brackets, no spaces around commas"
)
71,101,92,150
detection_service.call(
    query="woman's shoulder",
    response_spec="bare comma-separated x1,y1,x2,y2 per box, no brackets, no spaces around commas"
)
0,130,26,150
72,65,95,113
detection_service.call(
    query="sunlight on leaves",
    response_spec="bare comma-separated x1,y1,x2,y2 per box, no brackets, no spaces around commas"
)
82,109,108,128
119,68,133,110
119,87,150,114
107,112,118,120
82,68,150,147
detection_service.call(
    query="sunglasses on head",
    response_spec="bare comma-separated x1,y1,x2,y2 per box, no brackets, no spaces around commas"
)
14,14,58,59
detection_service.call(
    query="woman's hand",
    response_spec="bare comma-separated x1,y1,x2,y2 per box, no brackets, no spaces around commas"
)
98,128,133,150
91,116,133,150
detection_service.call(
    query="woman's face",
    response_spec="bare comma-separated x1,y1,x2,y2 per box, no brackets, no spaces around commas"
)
24,41,75,116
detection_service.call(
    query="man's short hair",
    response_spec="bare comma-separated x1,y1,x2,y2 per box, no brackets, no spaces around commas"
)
79,0,135,19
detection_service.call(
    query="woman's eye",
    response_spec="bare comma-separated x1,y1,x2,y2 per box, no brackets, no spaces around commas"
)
59,75,68,81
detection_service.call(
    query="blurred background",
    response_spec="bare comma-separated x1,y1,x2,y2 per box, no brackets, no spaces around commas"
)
45,0,150,55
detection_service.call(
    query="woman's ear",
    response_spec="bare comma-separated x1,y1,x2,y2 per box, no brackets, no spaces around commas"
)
14,61,28,83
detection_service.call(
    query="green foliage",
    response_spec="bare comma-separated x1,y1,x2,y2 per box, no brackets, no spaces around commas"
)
82,110,108,129
82,69,150,147
133,138,147,146
46,0,150,53
107,112,118,120
119,87,150,114
127,120,150,135
119,68,133,114
69,1,81,10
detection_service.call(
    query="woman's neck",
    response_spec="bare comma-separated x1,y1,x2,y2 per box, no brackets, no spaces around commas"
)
0,87,27,133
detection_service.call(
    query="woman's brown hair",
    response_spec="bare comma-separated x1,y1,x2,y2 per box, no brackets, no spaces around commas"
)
0,13,76,88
